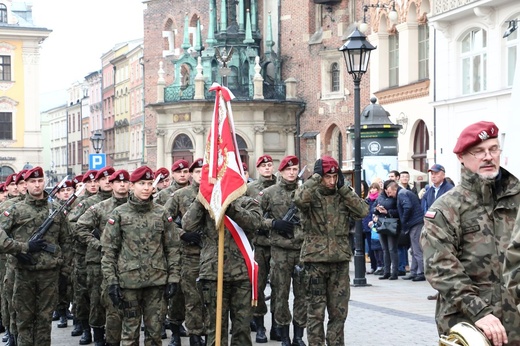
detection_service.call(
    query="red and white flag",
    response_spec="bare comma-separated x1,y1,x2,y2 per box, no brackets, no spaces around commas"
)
198,83,259,302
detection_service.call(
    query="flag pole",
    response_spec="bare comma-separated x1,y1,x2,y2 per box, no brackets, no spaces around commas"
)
215,221,225,346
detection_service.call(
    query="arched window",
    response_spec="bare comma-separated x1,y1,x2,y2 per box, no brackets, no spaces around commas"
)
331,63,340,92
505,18,519,87
0,4,7,24
389,32,399,87
0,165,14,181
461,28,487,94
171,134,194,163
411,120,429,173
236,134,249,166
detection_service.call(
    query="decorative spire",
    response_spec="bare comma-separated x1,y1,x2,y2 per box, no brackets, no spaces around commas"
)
206,3,217,46
266,12,274,51
220,0,227,33
195,17,203,53
243,9,254,44
182,13,191,52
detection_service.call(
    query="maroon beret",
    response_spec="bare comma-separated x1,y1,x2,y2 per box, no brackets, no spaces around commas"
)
24,166,44,180
58,180,74,190
171,159,189,172
109,169,130,182
0,183,4,192
189,158,204,172
5,173,16,186
242,162,248,171
72,175,83,188
95,166,115,180
155,167,170,181
130,166,154,183
453,121,499,154
15,169,28,184
256,155,273,167
321,156,340,174
278,155,299,171
83,170,98,183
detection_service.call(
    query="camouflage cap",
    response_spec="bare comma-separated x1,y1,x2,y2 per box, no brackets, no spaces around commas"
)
322,156,339,174
24,166,44,180
256,155,273,167
453,121,499,154
95,166,115,180
83,170,98,183
189,158,204,172
130,166,154,182
109,169,130,182
171,159,190,172
278,155,299,171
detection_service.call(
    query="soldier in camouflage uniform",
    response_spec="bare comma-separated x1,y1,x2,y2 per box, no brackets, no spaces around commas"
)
182,193,262,346
422,121,520,346
245,154,277,343
0,167,72,346
70,167,115,344
257,155,306,346
154,167,171,193
76,170,130,346
294,156,368,346
101,165,181,346
0,183,6,203
164,158,205,346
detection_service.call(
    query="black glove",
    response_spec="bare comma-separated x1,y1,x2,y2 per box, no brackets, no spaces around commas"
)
28,239,46,253
337,170,345,189
164,283,179,299
181,232,202,245
313,159,323,176
15,253,34,265
272,220,295,239
108,284,123,308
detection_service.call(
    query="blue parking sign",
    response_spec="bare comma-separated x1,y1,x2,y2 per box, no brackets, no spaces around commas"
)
89,153,106,170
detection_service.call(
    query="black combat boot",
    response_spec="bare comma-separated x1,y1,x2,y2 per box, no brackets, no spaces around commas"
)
6,332,16,346
250,319,257,332
161,322,168,339
189,335,204,346
71,319,83,337
291,325,306,346
279,325,291,346
168,324,181,346
270,314,281,341
2,328,9,342
92,327,105,346
179,323,188,337
254,316,267,343
0,319,5,334
79,320,92,345
57,309,68,328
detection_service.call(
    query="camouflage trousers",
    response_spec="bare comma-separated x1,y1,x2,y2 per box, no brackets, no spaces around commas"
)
3,261,16,333
13,268,58,346
180,254,205,335
253,244,271,317
73,253,90,321
87,264,105,327
56,274,71,311
102,284,123,344
120,285,167,346
270,247,307,327
199,279,252,346
0,254,5,324
304,261,350,346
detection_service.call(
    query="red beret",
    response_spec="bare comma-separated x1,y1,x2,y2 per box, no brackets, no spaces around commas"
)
24,166,44,180
453,121,499,154
0,183,4,192
189,158,204,172
109,169,130,182
72,175,83,187
321,156,340,174
95,167,115,180
256,155,273,167
130,166,154,183
15,169,28,184
279,155,299,171
5,173,16,186
83,170,98,183
155,167,170,180
58,180,74,190
242,162,248,171
171,159,189,172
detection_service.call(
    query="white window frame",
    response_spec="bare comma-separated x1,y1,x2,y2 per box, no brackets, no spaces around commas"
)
460,28,487,95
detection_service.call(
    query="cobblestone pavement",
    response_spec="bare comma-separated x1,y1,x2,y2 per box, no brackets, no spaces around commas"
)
47,265,439,345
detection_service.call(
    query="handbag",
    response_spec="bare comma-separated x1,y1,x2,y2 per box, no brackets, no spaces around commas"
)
375,217,400,236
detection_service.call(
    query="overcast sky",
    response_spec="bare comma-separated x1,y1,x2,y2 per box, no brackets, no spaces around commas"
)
32,0,145,110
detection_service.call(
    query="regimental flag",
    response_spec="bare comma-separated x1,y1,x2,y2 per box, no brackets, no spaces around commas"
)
198,83,259,303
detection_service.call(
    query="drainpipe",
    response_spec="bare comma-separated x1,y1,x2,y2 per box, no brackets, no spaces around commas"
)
295,102,305,160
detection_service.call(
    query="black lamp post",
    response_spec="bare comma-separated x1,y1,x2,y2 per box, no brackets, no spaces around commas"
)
90,131,105,154
339,28,376,286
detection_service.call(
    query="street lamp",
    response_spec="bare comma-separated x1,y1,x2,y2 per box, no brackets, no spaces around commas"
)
339,28,376,286
90,131,105,154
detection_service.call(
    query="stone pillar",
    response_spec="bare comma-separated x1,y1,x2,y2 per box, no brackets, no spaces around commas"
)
253,126,266,163
157,61,166,103
193,126,206,159
284,127,296,155
253,56,264,100
194,57,205,100
156,129,166,168
285,77,297,100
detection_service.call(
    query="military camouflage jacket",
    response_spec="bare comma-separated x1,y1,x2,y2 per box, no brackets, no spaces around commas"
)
164,182,200,256
101,194,180,289
75,195,128,265
182,196,262,281
258,178,303,250
0,194,23,212
421,167,520,341
70,190,112,255
294,173,369,262
0,193,72,274
246,175,276,247
155,181,189,206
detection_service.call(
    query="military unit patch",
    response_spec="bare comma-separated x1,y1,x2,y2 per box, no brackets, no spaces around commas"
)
108,219,115,225
168,216,173,222
425,211,436,219
3,211,9,217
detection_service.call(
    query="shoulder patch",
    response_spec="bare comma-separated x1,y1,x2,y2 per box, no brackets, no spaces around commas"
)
89,205,95,210
168,216,173,222
108,218,115,225
425,211,436,219
258,191,264,196
253,199,260,205
3,211,9,217
78,203,83,207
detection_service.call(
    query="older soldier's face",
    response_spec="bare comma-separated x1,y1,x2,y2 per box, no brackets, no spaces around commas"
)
26,177,45,199
458,138,501,180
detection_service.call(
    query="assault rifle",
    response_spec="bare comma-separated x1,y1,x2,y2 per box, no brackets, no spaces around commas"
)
24,183,87,264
